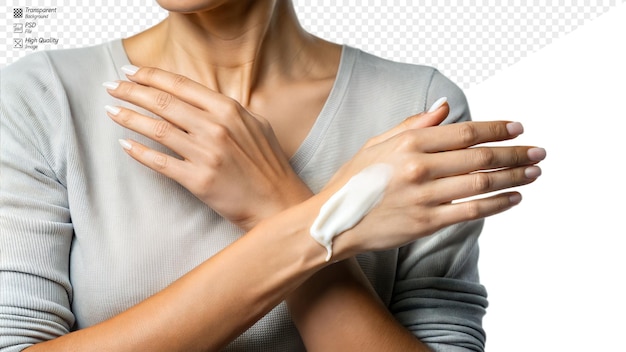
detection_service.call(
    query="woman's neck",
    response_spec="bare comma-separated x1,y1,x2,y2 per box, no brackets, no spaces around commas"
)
123,0,329,106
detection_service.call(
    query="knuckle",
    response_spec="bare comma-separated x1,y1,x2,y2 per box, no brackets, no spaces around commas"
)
474,148,496,168
511,168,524,185
153,120,171,139
152,154,168,170
219,98,242,117
116,108,133,125
142,67,159,83
489,196,511,215
510,148,523,165
403,160,429,182
209,124,230,143
118,81,136,96
497,195,511,210
155,91,174,111
396,131,420,151
490,122,508,138
472,172,492,193
463,201,482,220
171,73,188,90
458,123,479,144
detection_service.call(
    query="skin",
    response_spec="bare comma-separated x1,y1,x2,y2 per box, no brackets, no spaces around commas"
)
123,0,340,158
25,0,546,351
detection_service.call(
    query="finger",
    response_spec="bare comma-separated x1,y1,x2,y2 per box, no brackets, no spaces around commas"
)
364,101,450,148
105,105,197,158
432,191,522,228
421,166,540,205
104,80,205,132
118,138,190,183
425,146,547,179
409,120,525,153
121,66,228,113
410,103,449,129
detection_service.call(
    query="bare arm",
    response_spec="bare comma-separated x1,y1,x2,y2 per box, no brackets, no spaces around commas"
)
285,102,453,352
101,67,541,351
27,67,540,351
106,68,456,351
287,258,431,352
24,202,326,351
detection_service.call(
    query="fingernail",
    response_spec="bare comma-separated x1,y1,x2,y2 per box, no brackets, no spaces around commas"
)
102,81,120,90
118,139,132,151
524,166,542,179
121,65,139,76
104,105,120,116
527,147,547,162
509,193,522,205
506,122,524,136
427,97,448,113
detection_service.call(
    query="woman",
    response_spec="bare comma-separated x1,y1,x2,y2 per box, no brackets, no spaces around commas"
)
0,1,545,351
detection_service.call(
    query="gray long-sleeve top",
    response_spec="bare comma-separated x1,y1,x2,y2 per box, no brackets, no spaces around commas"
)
0,39,488,351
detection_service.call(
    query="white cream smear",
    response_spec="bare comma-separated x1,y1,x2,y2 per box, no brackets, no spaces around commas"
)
310,163,394,261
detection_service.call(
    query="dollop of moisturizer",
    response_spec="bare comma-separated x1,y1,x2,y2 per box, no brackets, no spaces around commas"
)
310,163,394,261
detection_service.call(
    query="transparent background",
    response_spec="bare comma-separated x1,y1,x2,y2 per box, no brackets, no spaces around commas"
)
2,1,624,89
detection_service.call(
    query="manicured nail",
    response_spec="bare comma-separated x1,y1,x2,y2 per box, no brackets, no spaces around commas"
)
427,97,448,113
104,105,121,116
506,122,524,136
509,193,522,205
102,81,120,90
524,166,542,179
527,147,547,162
121,65,139,76
118,139,132,151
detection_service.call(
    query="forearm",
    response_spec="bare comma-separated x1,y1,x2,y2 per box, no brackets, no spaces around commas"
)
25,206,327,352
287,258,430,352
255,178,430,351
235,182,427,350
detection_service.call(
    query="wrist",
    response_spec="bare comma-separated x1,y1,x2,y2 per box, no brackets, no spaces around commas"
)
254,195,330,270
249,180,365,268
239,176,313,231
301,190,365,263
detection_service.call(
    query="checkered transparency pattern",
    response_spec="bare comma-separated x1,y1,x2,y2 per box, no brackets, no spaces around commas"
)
295,1,626,89
2,1,625,89
2,1,167,65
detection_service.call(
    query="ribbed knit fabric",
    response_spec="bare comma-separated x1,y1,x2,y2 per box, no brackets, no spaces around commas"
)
0,40,487,351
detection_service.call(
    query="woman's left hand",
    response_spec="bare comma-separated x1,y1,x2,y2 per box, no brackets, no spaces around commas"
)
104,66,310,230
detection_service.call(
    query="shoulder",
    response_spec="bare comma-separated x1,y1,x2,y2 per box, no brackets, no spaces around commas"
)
1,41,120,159
347,47,438,93
2,49,56,96
345,47,470,123
2,40,119,96
1,50,65,129
2,40,121,127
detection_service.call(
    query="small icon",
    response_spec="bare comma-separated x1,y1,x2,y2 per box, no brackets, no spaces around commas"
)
13,23,23,33
14,8,24,18
14,38,23,48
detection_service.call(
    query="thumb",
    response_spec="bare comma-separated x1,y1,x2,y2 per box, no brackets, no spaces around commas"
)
363,97,449,148
406,97,449,129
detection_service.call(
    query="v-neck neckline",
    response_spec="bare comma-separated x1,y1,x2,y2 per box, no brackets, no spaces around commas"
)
107,39,358,175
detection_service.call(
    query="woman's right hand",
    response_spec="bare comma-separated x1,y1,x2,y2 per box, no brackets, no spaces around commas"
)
315,119,545,258
104,66,312,230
